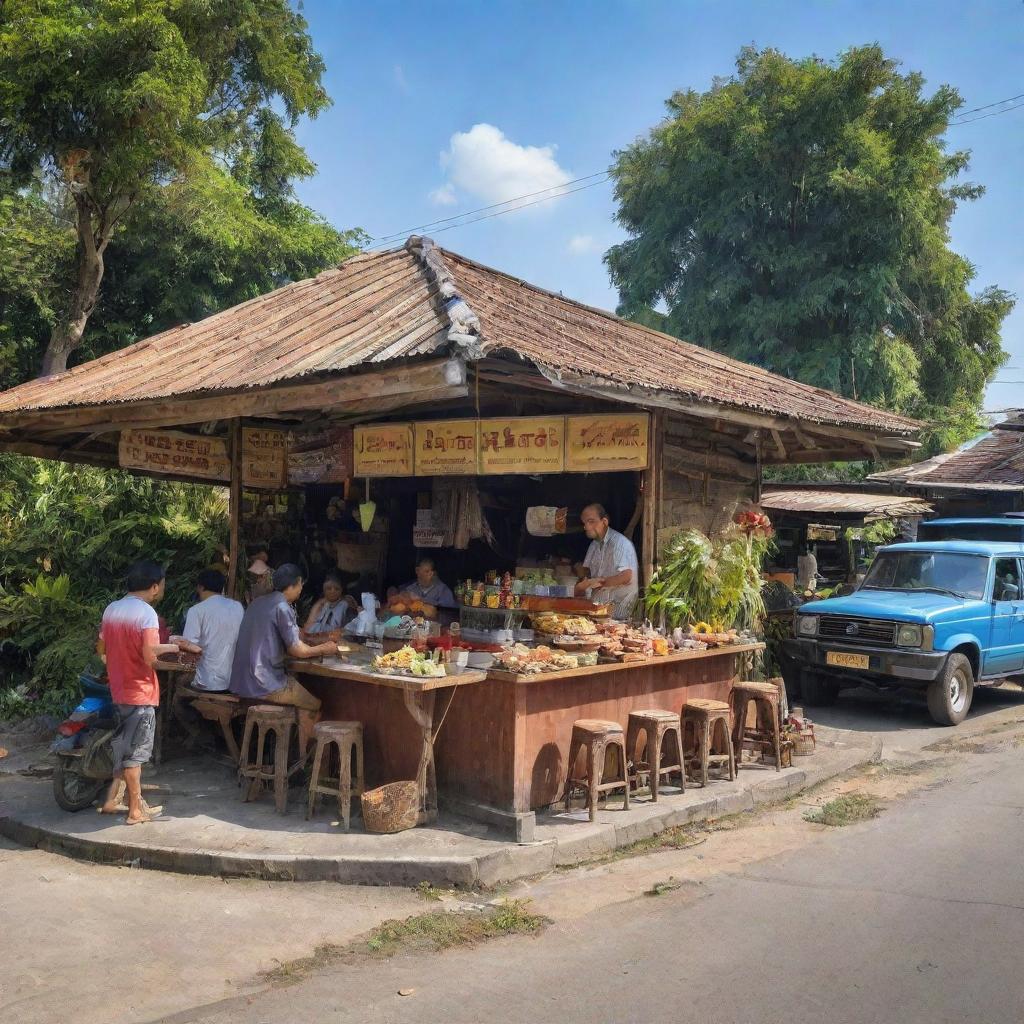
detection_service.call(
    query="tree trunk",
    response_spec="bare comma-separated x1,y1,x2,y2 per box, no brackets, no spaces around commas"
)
39,193,108,377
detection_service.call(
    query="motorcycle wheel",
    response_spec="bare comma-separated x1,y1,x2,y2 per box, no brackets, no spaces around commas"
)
53,760,106,812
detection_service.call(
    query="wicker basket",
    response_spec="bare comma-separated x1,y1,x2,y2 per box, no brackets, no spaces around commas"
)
361,781,420,834
792,732,816,756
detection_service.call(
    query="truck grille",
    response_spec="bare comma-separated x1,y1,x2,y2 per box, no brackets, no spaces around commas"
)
818,616,896,646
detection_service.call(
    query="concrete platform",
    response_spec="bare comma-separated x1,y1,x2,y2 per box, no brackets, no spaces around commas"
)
0,725,878,888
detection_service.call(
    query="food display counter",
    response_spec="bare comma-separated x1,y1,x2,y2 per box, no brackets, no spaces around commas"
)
292,642,763,841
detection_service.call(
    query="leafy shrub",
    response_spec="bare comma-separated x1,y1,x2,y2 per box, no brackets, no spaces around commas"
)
0,455,227,715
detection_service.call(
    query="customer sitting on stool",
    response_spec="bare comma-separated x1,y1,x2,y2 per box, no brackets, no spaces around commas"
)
229,564,337,752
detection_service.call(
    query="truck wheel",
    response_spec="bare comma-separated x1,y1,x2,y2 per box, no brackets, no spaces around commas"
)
801,670,839,707
927,654,974,726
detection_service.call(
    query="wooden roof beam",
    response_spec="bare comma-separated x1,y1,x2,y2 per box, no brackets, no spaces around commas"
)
0,357,466,434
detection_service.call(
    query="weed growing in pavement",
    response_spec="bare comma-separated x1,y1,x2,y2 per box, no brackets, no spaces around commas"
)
260,900,549,985
645,878,682,896
414,880,447,901
803,793,883,827
364,899,546,955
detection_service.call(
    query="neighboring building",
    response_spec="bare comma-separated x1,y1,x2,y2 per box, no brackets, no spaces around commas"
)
869,411,1024,516
760,487,933,586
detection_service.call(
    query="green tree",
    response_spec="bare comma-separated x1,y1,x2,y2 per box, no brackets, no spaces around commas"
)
0,455,228,715
607,46,1014,451
0,0,335,375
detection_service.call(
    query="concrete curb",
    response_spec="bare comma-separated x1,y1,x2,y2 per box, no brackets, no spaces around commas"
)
0,742,880,888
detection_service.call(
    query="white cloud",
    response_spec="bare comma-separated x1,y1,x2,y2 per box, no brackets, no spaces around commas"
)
437,123,572,207
429,183,458,206
567,234,600,255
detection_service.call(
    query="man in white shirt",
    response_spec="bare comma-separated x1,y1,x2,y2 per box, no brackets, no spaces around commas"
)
180,569,245,691
575,503,640,619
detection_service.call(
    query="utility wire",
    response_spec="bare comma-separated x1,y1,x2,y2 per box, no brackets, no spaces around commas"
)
366,175,612,250
950,92,1024,120
368,170,611,246
364,90,1022,247
951,99,1024,125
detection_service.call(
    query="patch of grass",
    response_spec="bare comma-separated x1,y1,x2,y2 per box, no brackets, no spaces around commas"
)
645,878,682,897
261,901,548,986
803,792,882,827
414,880,446,902
365,899,546,955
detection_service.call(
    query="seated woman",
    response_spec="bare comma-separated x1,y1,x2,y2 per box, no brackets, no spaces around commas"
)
301,570,356,641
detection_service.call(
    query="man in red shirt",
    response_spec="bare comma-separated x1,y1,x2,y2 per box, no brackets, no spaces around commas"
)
97,561,192,824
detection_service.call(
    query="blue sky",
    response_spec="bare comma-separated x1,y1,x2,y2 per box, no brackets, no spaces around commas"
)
295,0,1023,416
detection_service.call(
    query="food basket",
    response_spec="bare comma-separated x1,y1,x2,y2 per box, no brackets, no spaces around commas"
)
361,781,419,834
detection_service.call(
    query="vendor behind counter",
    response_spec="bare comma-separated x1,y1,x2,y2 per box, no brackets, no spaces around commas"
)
396,556,457,613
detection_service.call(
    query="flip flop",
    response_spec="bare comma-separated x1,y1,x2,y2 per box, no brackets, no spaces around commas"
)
124,813,170,825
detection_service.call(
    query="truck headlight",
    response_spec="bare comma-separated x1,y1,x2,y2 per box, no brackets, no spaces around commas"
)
797,614,819,637
896,624,923,648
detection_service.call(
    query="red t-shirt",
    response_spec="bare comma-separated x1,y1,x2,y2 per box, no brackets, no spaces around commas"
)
100,595,161,706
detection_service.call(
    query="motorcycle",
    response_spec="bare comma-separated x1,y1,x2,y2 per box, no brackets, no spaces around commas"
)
51,673,116,811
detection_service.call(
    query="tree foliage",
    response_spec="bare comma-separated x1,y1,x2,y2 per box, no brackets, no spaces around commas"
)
0,0,345,373
607,45,1014,453
0,456,228,715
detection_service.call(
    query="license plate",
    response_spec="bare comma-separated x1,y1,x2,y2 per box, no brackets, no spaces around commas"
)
826,651,870,670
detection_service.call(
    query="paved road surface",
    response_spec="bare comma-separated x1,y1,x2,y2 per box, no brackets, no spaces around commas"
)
179,742,1024,1024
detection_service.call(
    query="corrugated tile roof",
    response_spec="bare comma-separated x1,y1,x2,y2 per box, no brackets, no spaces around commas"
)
0,240,920,436
870,423,1024,490
760,489,933,517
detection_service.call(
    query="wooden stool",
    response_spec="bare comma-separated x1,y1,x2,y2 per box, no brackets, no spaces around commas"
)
238,705,302,814
682,699,736,787
306,721,365,830
178,687,247,760
626,709,685,801
564,719,630,822
731,680,782,772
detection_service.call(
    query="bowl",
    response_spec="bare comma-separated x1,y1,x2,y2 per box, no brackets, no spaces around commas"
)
466,651,496,670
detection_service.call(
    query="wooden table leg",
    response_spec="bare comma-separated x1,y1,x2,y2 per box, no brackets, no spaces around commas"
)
403,687,438,824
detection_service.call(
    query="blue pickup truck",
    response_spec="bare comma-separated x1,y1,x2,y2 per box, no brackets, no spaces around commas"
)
785,537,1024,725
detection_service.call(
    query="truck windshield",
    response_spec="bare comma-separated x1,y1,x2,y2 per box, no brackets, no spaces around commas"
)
861,552,989,600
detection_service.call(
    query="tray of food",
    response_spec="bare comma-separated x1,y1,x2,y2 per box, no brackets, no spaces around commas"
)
490,644,597,675
531,613,599,637
371,646,446,678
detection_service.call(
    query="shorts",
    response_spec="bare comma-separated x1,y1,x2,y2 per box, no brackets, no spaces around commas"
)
112,704,156,770
261,676,322,712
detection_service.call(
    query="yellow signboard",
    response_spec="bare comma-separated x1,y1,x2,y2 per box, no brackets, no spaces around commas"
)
242,428,288,489
478,417,564,475
566,413,650,472
414,419,477,476
119,429,230,481
354,422,414,477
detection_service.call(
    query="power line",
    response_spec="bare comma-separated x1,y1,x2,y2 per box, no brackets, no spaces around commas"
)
366,175,612,250
950,91,1024,120
950,99,1024,126
363,89,1023,247
368,170,611,246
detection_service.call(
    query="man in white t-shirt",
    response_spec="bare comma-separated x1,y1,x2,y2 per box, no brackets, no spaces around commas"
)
180,569,245,691
575,503,640,619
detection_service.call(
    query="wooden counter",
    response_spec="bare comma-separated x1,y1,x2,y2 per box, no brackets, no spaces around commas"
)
295,644,762,841
291,656,489,691
289,656,488,824
486,643,764,684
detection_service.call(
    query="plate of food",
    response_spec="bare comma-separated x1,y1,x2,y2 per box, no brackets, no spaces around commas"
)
551,635,603,653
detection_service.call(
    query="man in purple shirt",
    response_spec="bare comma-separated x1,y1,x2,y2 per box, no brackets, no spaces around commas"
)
230,564,336,750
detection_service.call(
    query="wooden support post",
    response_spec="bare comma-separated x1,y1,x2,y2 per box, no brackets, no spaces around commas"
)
227,419,242,599
641,412,663,589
